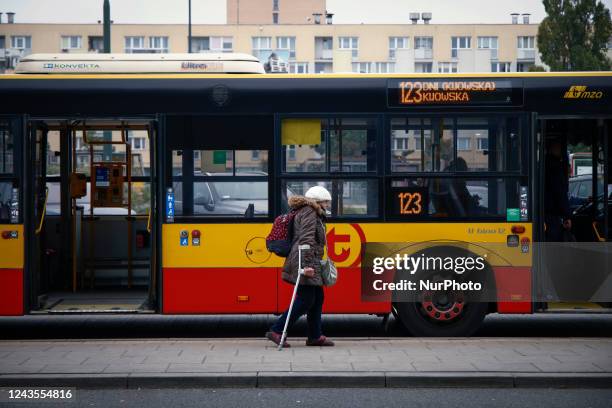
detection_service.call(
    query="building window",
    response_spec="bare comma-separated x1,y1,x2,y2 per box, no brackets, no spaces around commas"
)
438,62,458,73
517,36,535,49
11,35,31,50
393,137,408,151
272,12,279,24
210,36,233,52
477,36,498,59
273,0,279,11
130,137,146,151
457,137,471,151
414,36,433,50
149,36,169,53
287,145,296,161
191,37,210,52
374,62,395,73
388,36,409,59
352,62,371,73
88,36,104,52
451,36,471,58
276,36,296,59
289,62,309,73
61,35,81,50
491,62,511,72
415,62,433,72
124,36,144,53
477,138,489,151
339,37,359,58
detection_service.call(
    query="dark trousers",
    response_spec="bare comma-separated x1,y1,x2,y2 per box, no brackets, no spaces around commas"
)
270,285,324,341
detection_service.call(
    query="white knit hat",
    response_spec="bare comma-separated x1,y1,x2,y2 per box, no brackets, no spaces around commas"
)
305,185,332,202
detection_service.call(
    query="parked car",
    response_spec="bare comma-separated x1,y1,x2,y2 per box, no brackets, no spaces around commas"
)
568,175,604,212
570,184,612,241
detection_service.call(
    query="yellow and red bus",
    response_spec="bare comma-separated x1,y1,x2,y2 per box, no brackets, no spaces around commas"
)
0,54,610,336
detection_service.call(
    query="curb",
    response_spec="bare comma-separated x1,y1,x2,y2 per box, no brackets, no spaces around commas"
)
1,372,611,389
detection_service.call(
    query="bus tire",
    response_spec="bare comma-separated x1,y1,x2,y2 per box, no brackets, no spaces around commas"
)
394,301,488,337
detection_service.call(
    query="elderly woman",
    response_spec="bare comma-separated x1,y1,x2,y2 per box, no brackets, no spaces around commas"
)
266,186,335,347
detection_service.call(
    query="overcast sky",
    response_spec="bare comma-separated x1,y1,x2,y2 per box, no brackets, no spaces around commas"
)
1,0,611,24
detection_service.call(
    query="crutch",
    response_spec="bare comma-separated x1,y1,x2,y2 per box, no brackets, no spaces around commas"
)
278,244,310,351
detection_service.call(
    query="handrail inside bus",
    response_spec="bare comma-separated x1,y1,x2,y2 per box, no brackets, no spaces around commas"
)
35,187,49,235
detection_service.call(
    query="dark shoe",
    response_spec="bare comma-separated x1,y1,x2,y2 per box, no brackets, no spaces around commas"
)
265,331,290,348
306,335,335,347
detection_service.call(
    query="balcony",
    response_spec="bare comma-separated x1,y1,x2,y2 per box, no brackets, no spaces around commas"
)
414,48,433,59
314,37,333,60
517,49,535,60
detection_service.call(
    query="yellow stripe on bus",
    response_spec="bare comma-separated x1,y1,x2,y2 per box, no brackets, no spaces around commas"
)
0,225,24,269
162,222,532,268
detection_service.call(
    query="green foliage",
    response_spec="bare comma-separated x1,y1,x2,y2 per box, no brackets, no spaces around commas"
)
538,0,612,71
528,65,547,71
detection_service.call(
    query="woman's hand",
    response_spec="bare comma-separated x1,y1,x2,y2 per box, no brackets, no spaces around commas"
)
303,267,315,277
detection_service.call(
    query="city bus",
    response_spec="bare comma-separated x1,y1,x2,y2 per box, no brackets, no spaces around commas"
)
0,53,610,336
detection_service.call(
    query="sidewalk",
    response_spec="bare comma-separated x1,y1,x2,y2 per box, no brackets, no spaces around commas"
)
1,338,611,388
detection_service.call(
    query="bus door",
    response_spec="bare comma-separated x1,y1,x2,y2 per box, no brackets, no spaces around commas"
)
0,117,24,315
162,115,276,313
538,118,611,310
26,121,49,311
24,119,158,313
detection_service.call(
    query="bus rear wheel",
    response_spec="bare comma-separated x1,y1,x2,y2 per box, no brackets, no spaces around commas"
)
394,300,488,337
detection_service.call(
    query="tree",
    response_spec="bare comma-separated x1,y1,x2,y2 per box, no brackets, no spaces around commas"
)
538,0,612,71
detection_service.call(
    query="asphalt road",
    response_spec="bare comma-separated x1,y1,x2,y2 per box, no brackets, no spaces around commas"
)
2,388,612,408
0,313,611,339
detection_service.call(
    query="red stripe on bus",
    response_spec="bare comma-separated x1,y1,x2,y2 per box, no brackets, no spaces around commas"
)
0,269,23,316
162,267,391,314
493,266,532,314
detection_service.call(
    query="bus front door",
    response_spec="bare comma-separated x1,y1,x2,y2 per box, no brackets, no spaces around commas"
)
26,121,49,311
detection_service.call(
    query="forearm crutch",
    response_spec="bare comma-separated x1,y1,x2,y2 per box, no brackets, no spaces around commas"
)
278,244,310,351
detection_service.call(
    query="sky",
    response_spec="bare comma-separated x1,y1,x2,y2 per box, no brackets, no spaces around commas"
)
0,0,611,25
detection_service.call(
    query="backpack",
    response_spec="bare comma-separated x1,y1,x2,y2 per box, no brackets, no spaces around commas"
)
266,209,298,257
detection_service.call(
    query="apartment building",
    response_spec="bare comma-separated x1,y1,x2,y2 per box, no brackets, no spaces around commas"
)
0,18,548,74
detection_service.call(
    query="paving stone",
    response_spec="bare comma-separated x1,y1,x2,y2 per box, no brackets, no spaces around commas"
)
531,362,604,373
166,363,230,373
229,362,290,372
40,364,108,374
290,362,353,372
411,362,479,372
103,363,170,373
0,364,47,374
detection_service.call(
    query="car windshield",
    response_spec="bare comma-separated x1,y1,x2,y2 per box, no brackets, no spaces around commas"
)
212,182,267,200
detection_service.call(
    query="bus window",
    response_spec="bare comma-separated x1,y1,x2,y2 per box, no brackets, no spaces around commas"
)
174,149,269,218
391,116,522,173
329,118,377,173
391,177,520,218
456,117,521,172
194,181,268,216
0,120,18,223
0,181,15,222
282,179,378,217
282,118,376,173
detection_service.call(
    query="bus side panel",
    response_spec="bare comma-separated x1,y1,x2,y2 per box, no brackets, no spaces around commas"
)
277,267,391,314
0,225,24,315
493,266,532,314
162,267,278,313
0,269,23,315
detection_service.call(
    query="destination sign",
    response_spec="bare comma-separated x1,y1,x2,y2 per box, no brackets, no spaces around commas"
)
388,79,523,107
389,186,429,218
